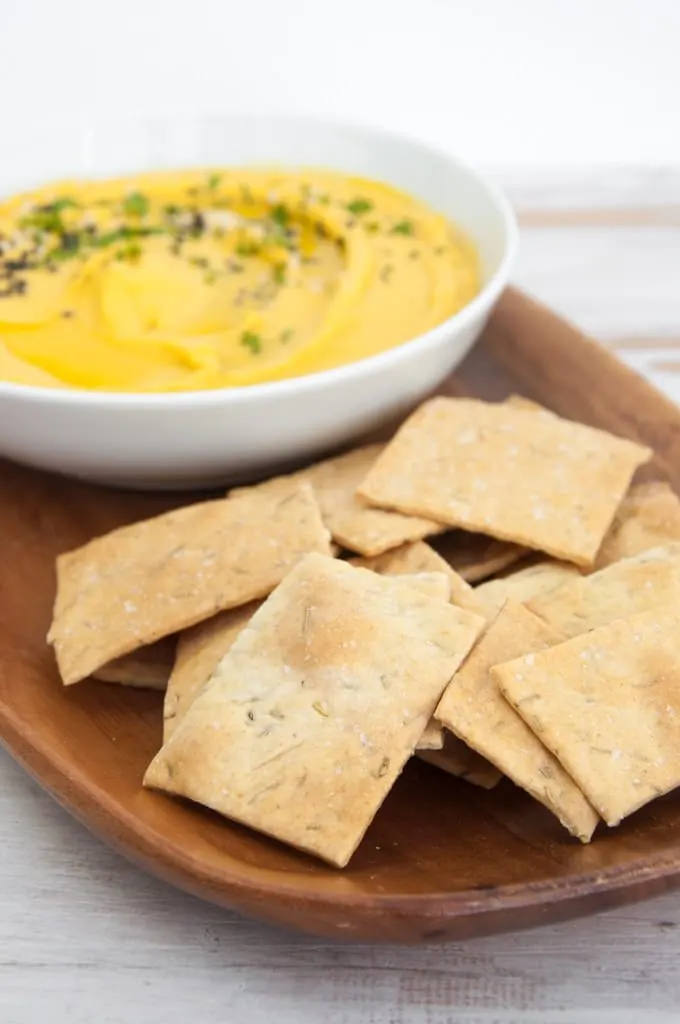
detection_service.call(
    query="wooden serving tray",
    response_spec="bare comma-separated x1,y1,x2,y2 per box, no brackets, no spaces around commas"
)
2,287,680,944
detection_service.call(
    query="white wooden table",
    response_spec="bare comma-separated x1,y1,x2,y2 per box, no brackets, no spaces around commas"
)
2,169,680,1024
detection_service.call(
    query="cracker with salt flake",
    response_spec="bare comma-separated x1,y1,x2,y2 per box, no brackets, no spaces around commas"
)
144,553,485,868
594,481,680,570
48,480,331,686
351,540,486,617
495,606,680,826
418,731,502,789
527,542,680,640
93,636,176,691
357,397,651,567
433,533,527,584
164,601,262,740
232,444,444,557
164,570,451,742
474,560,581,620
436,602,597,841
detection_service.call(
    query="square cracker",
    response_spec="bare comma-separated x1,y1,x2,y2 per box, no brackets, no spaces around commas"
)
418,731,502,789
357,397,651,567
495,606,680,826
351,541,486,617
474,560,581,620
93,636,176,690
164,570,452,743
144,553,485,868
527,542,680,640
48,480,331,686
232,444,444,557
594,481,680,570
435,602,598,841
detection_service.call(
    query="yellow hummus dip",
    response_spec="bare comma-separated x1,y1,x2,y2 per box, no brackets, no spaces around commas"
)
0,169,480,391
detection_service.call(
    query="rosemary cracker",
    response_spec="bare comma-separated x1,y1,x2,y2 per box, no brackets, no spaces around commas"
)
436,603,598,841
165,570,452,743
144,553,484,867
93,637,176,691
474,560,581,620
593,481,680,570
495,607,680,826
527,542,680,640
233,444,443,557
48,480,331,685
418,731,502,789
357,397,651,566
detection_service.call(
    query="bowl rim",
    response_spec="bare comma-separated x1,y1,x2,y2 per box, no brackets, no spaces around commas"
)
0,111,518,408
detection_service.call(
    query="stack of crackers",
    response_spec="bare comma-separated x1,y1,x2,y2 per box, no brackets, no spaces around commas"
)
47,395,680,867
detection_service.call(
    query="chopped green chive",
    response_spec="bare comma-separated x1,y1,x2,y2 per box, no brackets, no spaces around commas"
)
346,197,373,216
46,246,80,264
391,219,414,236
91,230,122,248
270,203,289,227
272,263,287,285
279,328,293,344
19,208,66,235
122,191,149,218
207,172,222,190
236,240,260,257
241,330,262,354
51,197,78,213
115,242,142,262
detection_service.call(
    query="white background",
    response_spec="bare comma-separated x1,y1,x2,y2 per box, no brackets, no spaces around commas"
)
2,0,679,170
3,5,680,1023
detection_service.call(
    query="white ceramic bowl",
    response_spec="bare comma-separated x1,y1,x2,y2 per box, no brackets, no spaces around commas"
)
0,114,517,489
